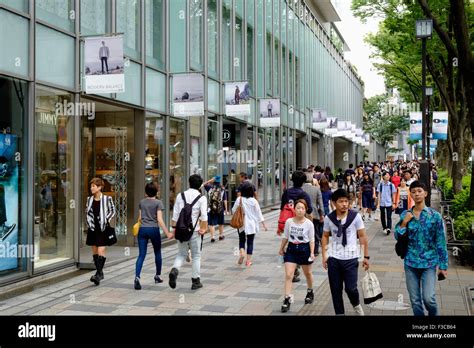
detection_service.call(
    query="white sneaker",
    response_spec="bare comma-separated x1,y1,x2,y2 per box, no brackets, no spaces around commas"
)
382,229,387,235
353,304,365,316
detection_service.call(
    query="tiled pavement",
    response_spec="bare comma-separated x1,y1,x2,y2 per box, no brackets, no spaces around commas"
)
0,191,471,316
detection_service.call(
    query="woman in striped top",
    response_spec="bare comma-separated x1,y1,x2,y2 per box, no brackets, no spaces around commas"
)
85,177,116,285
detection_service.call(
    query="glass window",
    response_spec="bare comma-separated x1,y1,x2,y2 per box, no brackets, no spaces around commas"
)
0,10,29,77
146,68,165,112
116,61,142,106
207,0,218,78
34,86,75,268
116,0,141,60
169,0,186,72
257,129,264,200
281,127,287,190
207,118,218,179
0,76,28,277
190,0,203,70
80,0,110,35
274,127,280,201
208,79,220,113
36,0,74,32
145,0,165,69
169,118,186,222
36,25,75,89
0,0,28,13
246,0,254,93
256,0,264,97
190,117,202,176
266,128,273,205
265,0,272,95
222,0,232,80
234,0,244,80
145,116,164,201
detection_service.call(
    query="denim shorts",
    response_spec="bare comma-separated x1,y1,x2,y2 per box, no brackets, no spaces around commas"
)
284,242,313,265
362,191,373,208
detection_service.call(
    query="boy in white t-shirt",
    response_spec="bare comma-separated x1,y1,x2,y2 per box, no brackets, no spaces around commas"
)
322,189,370,315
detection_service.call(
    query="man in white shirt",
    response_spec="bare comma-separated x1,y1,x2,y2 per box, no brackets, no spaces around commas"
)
169,174,208,290
322,189,370,315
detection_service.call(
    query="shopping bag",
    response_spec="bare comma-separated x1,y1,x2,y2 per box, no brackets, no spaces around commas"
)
361,271,383,304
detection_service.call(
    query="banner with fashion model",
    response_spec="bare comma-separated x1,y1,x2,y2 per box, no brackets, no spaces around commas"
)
312,109,327,130
0,134,19,271
432,111,448,140
324,117,338,136
334,120,352,138
225,82,251,117
259,99,281,127
172,74,205,117
84,35,125,94
409,112,422,141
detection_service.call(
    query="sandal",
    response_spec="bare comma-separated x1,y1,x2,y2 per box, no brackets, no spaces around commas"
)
245,260,253,267
238,255,244,265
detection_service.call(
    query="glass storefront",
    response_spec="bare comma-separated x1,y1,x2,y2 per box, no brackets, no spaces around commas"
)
0,76,27,277
145,115,164,199
265,128,274,205
257,129,264,199
34,86,75,269
208,117,219,179
169,118,186,221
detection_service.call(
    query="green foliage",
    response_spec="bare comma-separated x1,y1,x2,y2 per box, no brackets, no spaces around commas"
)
437,169,454,200
452,189,470,218
454,210,474,240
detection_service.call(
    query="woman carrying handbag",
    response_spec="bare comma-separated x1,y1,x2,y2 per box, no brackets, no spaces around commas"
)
85,178,116,286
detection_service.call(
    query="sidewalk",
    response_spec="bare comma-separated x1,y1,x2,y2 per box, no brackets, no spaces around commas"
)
0,191,471,316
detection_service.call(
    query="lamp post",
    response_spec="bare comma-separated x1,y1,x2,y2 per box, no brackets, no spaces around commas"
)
416,19,433,206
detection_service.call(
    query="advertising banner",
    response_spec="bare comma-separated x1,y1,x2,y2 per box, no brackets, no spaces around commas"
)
409,112,423,141
259,99,281,127
225,82,251,117
334,120,352,137
324,117,338,136
172,74,205,117
432,111,448,140
84,35,125,94
312,109,327,130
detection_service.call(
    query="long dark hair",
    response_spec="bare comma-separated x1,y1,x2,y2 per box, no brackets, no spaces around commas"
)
319,177,331,192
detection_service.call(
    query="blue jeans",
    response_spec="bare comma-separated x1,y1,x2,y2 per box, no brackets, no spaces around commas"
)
135,227,162,278
327,257,360,315
404,265,438,316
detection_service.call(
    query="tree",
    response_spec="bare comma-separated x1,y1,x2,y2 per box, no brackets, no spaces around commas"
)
352,0,473,206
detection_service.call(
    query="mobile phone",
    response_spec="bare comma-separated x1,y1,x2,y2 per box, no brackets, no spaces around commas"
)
437,272,446,281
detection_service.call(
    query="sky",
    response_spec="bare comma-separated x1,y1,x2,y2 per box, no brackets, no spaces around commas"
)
331,0,386,98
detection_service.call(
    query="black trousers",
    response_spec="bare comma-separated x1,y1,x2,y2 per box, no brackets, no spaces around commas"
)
380,206,393,230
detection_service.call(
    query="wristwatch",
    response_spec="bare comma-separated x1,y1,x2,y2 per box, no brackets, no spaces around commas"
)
364,256,370,260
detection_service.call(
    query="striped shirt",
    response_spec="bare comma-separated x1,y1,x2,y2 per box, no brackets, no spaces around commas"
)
86,194,116,232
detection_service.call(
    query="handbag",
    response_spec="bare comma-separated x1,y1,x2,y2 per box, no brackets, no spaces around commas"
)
133,220,141,237
230,197,245,229
104,222,117,246
361,271,383,304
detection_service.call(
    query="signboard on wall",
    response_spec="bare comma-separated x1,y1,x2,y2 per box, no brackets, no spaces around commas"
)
259,99,281,127
84,35,125,94
324,117,338,136
312,109,327,130
409,112,422,141
225,82,251,117
223,124,236,148
172,74,205,117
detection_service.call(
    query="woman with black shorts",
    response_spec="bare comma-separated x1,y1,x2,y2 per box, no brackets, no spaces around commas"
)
279,199,315,313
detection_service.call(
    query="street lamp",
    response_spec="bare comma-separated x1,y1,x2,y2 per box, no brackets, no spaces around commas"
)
416,19,433,206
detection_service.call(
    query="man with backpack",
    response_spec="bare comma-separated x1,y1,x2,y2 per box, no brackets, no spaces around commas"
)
322,189,370,315
203,176,228,242
169,174,208,290
377,172,397,235
279,170,313,282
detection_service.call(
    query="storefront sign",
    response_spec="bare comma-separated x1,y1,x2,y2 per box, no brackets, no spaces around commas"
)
172,74,205,117
259,99,280,127
225,82,251,117
223,124,236,147
84,35,125,94
312,109,327,130
432,111,448,140
409,112,422,141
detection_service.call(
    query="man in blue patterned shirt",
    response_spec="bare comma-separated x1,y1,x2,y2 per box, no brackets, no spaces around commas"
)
394,181,448,316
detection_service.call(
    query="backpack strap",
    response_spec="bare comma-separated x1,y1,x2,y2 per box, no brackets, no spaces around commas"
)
181,192,187,205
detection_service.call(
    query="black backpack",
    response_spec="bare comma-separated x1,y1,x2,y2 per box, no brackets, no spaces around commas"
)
395,231,409,259
175,193,202,242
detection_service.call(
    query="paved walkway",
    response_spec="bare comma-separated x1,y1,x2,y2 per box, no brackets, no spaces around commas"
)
0,191,471,316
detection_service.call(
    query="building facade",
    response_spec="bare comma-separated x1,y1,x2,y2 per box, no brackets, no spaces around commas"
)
0,0,364,285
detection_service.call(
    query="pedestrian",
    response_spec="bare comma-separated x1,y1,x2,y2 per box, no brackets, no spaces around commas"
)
376,171,397,235
360,172,375,221
322,189,370,316
134,183,172,290
233,182,268,266
394,178,414,215
391,170,401,188
324,166,335,187
85,178,116,286
394,181,448,316
354,167,364,210
342,173,357,208
335,168,345,189
169,174,208,290
279,199,316,312
372,164,382,212
236,172,257,199
302,173,324,255
319,177,334,215
203,176,228,242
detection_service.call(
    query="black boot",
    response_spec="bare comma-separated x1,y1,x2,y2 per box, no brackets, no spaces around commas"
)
305,289,314,304
97,256,106,280
90,254,100,285
169,268,179,289
191,277,203,290
281,296,291,313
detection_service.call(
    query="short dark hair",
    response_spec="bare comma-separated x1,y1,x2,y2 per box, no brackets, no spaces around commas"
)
409,180,427,192
291,170,306,187
239,172,248,179
331,189,350,202
189,174,203,190
241,182,255,198
349,163,354,168
145,183,158,197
